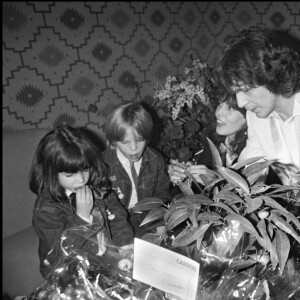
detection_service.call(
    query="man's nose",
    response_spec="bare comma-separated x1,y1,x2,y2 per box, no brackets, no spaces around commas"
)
236,92,248,108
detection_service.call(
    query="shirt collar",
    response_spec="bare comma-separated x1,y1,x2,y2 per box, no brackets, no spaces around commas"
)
116,148,142,166
65,189,73,197
268,92,300,121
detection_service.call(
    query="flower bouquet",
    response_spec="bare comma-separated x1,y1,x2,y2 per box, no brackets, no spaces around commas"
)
152,59,217,163
134,156,300,299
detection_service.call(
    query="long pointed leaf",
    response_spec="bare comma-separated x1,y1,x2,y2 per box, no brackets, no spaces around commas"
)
225,213,260,238
166,209,190,231
257,219,278,270
231,156,265,170
140,207,167,226
273,209,300,231
217,166,250,194
134,197,165,212
242,161,271,185
274,230,290,275
215,190,245,205
269,213,300,243
172,223,211,247
206,137,222,168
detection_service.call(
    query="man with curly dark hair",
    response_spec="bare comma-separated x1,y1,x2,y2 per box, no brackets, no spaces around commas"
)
217,26,300,184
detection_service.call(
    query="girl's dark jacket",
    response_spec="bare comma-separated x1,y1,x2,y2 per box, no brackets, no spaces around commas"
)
32,189,134,278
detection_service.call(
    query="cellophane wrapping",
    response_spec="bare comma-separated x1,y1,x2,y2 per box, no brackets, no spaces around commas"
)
27,221,300,300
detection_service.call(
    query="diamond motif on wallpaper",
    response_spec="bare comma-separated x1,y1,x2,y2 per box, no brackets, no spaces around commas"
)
16,85,43,107
210,10,221,24
270,12,285,27
119,71,138,89
237,10,252,25
3,2,44,51
80,27,122,77
233,2,260,29
53,112,77,127
192,23,216,62
73,77,95,97
111,9,130,28
22,28,78,85
92,42,113,62
125,25,159,71
204,2,227,35
151,10,165,26
99,2,139,44
135,39,150,56
146,52,177,84
161,24,191,66
59,61,105,111
40,98,89,128
169,37,183,53
39,45,64,67
3,67,58,124
177,2,201,38
107,56,144,102
45,2,97,47
3,4,27,32
184,10,196,26
144,2,172,41
60,8,85,31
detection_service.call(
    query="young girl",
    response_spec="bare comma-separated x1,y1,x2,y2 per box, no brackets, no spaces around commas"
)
102,102,171,238
29,125,134,278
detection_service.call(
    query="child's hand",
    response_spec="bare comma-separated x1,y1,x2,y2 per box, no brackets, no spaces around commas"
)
187,164,216,183
75,186,94,219
168,162,187,184
168,159,193,184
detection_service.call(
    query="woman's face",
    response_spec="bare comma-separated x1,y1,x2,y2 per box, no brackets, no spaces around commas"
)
215,101,246,137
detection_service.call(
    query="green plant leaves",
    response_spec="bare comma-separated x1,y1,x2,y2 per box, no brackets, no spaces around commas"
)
216,166,250,194
242,161,271,185
274,229,290,275
225,214,260,238
133,197,165,212
269,213,300,244
206,137,222,168
166,208,189,231
171,223,211,247
140,207,168,227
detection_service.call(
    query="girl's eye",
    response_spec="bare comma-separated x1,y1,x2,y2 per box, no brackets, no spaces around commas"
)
64,173,74,177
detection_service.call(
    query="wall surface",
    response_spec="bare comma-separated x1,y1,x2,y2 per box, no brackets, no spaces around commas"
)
3,2,300,133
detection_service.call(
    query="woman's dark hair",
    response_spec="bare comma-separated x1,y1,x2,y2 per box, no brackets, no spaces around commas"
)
29,125,109,202
216,26,300,97
103,102,153,146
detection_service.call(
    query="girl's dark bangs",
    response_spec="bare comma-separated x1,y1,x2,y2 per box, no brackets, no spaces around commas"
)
57,149,89,173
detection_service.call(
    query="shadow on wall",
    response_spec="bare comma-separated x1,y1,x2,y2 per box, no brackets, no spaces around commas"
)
273,29,300,56
141,101,164,150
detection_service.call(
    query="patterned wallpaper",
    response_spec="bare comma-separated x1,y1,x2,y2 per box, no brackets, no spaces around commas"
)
3,1,300,139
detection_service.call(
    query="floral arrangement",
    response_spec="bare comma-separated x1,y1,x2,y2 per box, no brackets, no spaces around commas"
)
134,156,300,299
153,59,217,163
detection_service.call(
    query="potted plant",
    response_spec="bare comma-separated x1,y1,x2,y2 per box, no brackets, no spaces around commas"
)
134,155,300,275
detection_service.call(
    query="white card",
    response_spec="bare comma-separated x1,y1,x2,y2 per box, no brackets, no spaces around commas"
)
133,238,199,300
